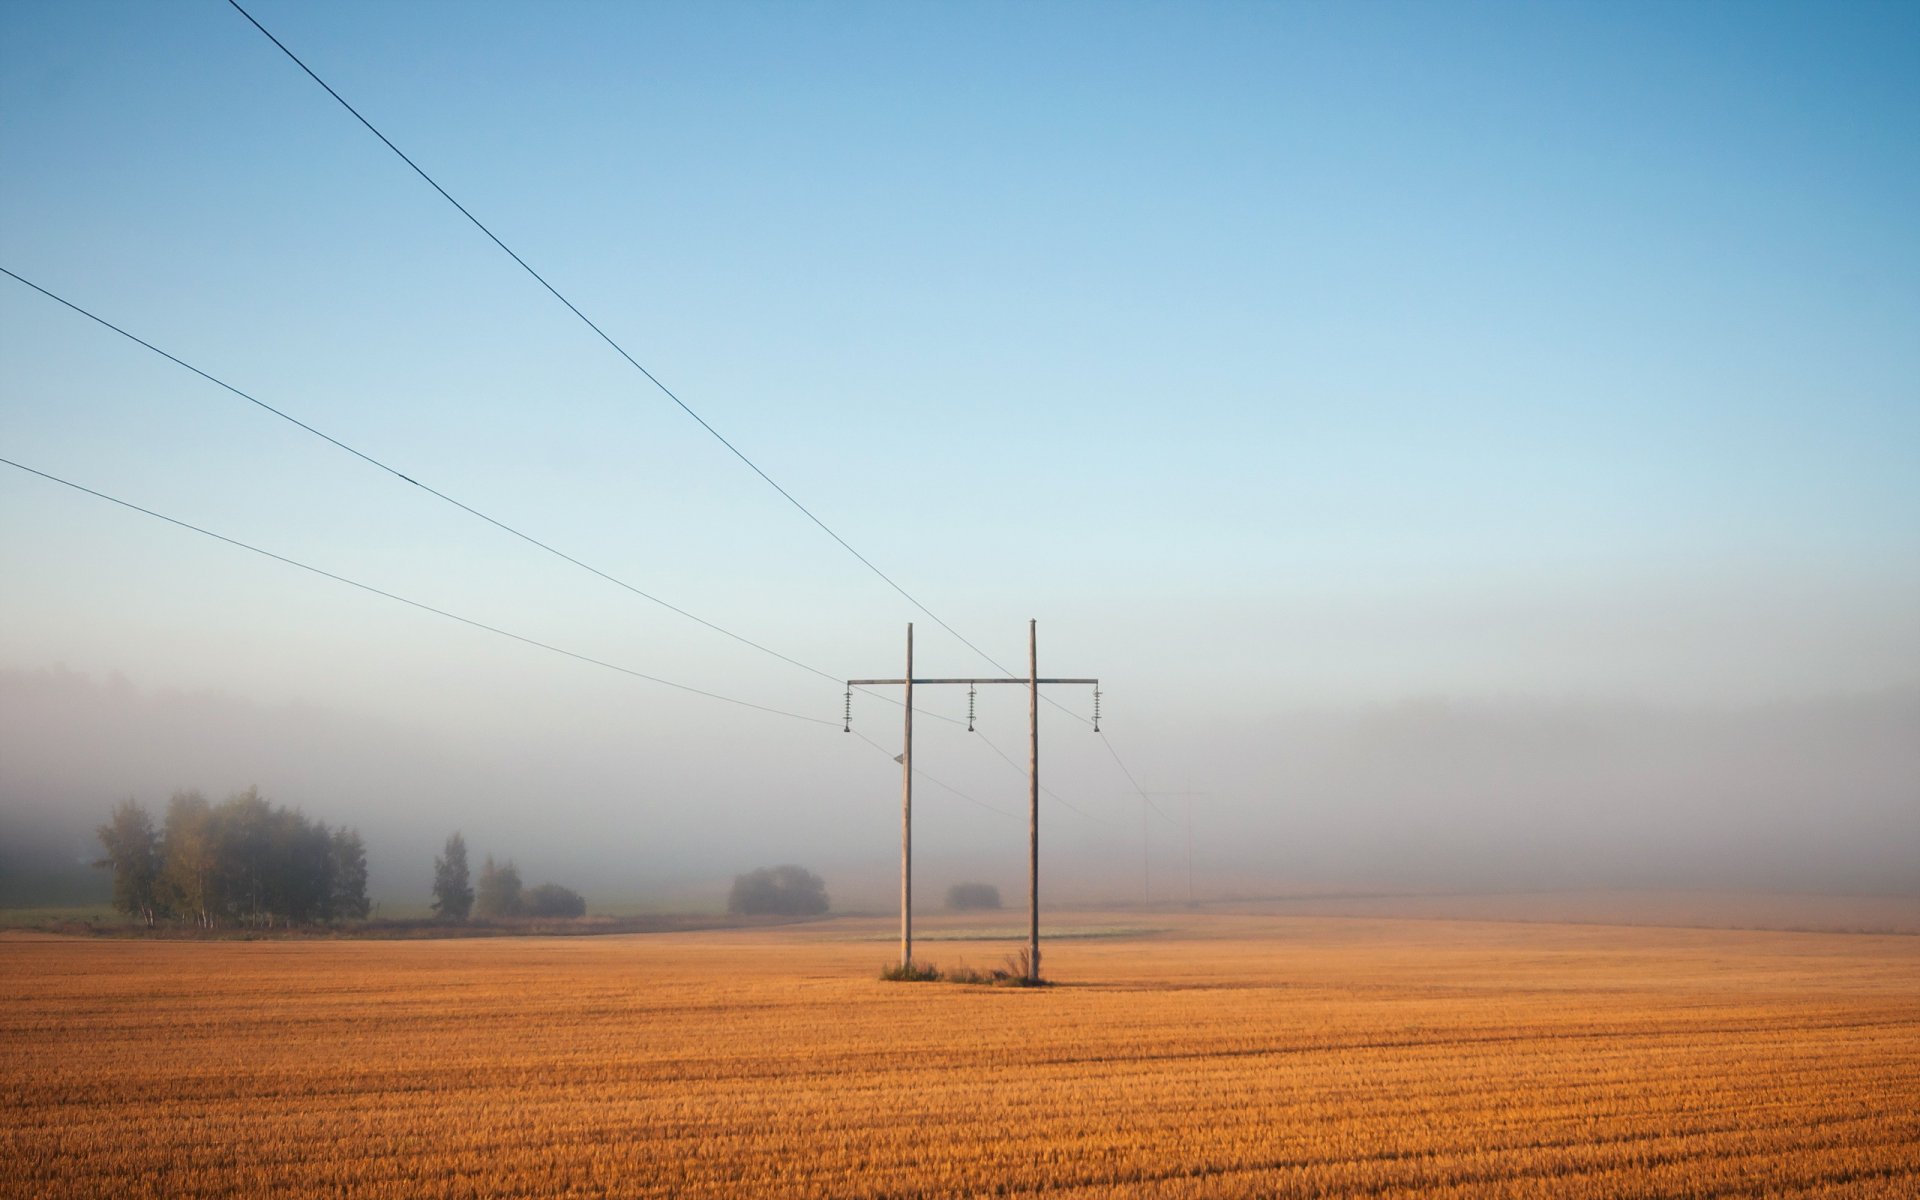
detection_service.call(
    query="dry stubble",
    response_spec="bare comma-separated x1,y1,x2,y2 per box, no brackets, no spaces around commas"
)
3,912,1917,1198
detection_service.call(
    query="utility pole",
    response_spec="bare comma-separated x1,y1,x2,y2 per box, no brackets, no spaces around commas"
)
1027,619,1040,982
849,620,1097,983
1142,791,1150,905
1136,791,1208,908
1186,795,1195,907
900,623,913,972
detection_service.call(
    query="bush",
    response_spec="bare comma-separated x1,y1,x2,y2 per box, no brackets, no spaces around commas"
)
524,882,586,918
999,946,1042,985
879,951,1047,987
879,960,942,982
945,882,1002,911
728,864,829,916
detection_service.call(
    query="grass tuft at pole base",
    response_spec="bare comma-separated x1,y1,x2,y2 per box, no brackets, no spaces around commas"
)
879,960,942,982
880,950,1049,986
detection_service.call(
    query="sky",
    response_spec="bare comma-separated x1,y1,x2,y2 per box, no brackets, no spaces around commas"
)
3,1,1916,905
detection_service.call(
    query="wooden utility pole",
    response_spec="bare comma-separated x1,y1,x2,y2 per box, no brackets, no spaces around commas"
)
849,620,1096,982
900,623,913,972
1027,619,1040,982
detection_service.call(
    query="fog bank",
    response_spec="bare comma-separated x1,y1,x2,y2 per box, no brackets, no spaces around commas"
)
4,667,1914,911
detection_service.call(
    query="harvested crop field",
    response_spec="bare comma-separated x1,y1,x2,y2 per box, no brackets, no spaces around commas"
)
4,912,1918,1198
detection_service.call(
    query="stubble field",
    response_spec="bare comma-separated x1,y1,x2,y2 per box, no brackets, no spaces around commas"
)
3,910,1917,1198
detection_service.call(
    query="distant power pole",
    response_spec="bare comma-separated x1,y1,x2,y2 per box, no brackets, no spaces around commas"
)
1134,790,1159,905
1175,791,1190,902
849,620,1098,983
1135,791,1207,907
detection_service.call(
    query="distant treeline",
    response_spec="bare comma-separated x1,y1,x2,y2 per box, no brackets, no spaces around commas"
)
96,788,368,928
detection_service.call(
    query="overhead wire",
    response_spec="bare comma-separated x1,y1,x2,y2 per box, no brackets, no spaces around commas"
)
0,455,837,729
1100,731,1178,824
2,267,835,682
846,728,1018,822
6,7,1176,862
225,0,1172,830
0,265,929,722
970,728,1107,824
0,426,1032,825
845,683,1105,825
5,261,1114,817
224,0,1010,679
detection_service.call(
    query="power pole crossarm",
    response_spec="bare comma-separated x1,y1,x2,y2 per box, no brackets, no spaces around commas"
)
848,678,1097,686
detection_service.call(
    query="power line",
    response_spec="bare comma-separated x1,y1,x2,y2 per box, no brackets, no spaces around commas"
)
842,666,1105,821
0,444,1022,821
0,265,845,687
224,0,1010,678
848,682,968,731
0,455,837,729
971,728,1107,824
1,265,937,726
224,0,1118,746
224,1,1168,822
3,262,1123,821
1099,731,1177,824
848,728,1018,822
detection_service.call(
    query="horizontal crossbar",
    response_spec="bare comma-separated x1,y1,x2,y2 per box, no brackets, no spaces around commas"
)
846,678,1098,686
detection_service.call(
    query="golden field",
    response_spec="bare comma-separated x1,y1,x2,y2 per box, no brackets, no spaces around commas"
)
3,910,1917,1198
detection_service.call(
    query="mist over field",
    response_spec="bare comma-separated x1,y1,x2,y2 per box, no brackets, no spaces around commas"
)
6,665,1913,911
4,2,1918,926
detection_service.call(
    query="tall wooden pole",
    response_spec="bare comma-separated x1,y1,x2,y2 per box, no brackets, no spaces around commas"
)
901,622,913,971
1027,618,1040,983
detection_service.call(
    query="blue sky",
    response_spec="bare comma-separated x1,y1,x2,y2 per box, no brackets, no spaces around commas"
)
2,2,1916,890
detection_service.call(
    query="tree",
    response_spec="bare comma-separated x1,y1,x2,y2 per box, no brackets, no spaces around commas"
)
214,786,276,926
431,832,473,921
728,864,829,916
474,854,524,918
946,882,1002,911
328,828,370,920
158,790,218,928
261,801,333,926
525,882,585,918
95,798,161,926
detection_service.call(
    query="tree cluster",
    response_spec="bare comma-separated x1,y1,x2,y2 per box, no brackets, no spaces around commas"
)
434,835,586,921
95,788,369,928
728,864,830,916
